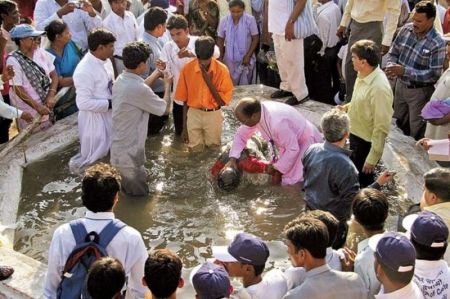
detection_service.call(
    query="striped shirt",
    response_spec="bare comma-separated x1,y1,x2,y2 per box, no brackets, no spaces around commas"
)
387,23,446,85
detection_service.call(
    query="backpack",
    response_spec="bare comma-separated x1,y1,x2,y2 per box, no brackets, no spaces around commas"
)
56,219,126,299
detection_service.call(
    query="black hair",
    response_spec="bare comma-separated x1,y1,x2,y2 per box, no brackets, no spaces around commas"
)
0,0,17,17
302,210,339,248
411,237,448,261
375,256,415,285
284,217,329,259
144,7,168,31
45,19,68,42
195,36,215,60
166,15,188,30
87,257,126,299
424,168,450,202
144,249,183,299
88,28,116,52
350,39,380,67
241,263,265,277
122,41,152,69
240,98,261,118
352,188,389,231
415,0,436,19
229,0,245,9
81,163,121,213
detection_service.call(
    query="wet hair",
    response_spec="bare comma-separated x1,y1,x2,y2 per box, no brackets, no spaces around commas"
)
424,168,450,202
166,15,188,30
239,98,261,118
351,39,380,67
87,257,126,299
415,0,436,19
375,256,415,285
229,0,245,9
81,163,121,213
144,249,183,299
0,0,17,17
284,217,329,259
217,167,241,191
320,109,349,143
195,36,215,60
122,41,151,69
144,7,168,31
411,238,447,261
88,28,116,52
302,210,339,248
45,19,68,42
352,188,389,232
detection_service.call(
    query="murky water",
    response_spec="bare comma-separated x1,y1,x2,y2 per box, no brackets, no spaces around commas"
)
13,100,414,296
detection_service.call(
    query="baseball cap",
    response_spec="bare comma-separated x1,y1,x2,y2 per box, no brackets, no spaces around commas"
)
10,24,45,39
402,211,449,248
369,232,415,272
212,233,269,266
190,262,231,299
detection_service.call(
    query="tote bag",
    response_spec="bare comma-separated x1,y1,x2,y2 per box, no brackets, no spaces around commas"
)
287,0,319,39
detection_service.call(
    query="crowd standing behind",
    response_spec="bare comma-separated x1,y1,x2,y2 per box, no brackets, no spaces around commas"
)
0,0,449,298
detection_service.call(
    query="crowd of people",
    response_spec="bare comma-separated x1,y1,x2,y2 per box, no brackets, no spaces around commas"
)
0,0,449,298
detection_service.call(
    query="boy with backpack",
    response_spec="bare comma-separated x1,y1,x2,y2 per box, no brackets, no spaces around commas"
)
44,163,148,299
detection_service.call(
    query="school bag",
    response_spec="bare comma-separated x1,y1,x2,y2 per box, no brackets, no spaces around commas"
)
56,218,126,299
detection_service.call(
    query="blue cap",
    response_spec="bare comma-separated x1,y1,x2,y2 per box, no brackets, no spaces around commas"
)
403,211,449,248
369,232,416,273
212,233,269,266
191,262,231,299
10,24,45,39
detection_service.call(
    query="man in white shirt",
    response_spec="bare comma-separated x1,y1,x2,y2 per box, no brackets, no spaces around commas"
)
403,211,450,299
34,0,102,51
44,163,148,299
91,0,111,19
369,232,424,299
69,28,116,173
103,0,138,77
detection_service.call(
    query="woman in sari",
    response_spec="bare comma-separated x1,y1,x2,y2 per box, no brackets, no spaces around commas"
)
7,24,58,130
45,20,81,120
188,0,220,38
217,0,259,85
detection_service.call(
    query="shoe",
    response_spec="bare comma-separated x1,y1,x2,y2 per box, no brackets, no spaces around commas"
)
270,90,293,99
284,95,310,106
0,266,14,281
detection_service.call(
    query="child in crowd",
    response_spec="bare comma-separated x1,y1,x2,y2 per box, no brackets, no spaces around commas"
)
87,257,126,299
403,211,450,299
143,249,184,299
191,261,233,299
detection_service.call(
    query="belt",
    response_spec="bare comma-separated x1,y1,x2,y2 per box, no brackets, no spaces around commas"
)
405,82,434,89
194,107,221,112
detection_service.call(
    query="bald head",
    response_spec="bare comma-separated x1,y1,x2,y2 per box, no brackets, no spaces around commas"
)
234,97,262,127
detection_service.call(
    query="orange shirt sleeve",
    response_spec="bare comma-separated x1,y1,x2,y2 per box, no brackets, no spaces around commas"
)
217,66,234,106
174,67,188,103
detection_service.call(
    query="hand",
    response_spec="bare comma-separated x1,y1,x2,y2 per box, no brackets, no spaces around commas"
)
1,65,14,82
81,0,96,15
178,47,195,59
57,2,76,17
340,247,356,272
285,22,295,41
163,72,173,85
336,26,346,39
156,59,166,71
20,111,33,123
242,55,251,66
380,44,390,56
362,162,375,174
36,103,50,116
181,128,189,144
337,104,348,113
385,64,404,78
376,170,395,185
45,94,56,109
416,138,431,151
223,158,238,170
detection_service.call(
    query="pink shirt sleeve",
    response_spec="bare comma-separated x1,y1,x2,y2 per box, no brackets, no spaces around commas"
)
229,125,258,158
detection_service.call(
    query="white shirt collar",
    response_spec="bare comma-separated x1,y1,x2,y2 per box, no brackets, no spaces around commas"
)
86,51,109,65
85,211,115,220
375,283,419,299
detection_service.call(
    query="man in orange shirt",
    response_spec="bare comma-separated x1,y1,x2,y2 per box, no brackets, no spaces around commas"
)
175,36,233,151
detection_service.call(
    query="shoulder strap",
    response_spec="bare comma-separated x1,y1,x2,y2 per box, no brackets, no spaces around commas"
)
98,219,127,248
69,219,89,245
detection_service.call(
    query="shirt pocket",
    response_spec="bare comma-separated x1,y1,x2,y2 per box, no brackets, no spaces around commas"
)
413,47,431,70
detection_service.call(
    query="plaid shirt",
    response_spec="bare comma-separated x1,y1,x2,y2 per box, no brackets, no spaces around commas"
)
387,24,446,85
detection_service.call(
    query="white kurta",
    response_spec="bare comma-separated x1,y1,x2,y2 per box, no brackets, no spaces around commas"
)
69,52,114,173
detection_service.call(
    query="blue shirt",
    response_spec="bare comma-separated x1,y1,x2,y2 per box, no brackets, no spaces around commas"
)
141,31,165,93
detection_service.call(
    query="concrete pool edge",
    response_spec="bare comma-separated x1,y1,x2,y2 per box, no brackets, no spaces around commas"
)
0,85,439,298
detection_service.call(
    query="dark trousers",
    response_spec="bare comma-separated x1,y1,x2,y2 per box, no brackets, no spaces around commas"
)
173,102,184,136
349,133,375,187
0,94,12,144
147,91,168,136
310,45,340,105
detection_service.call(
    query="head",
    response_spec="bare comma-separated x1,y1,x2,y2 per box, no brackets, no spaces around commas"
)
88,28,116,60
122,41,151,74
352,188,389,233
229,0,245,22
0,0,19,29
81,163,121,213
150,0,169,9
284,217,329,268
11,24,45,52
143,249,184,299
351,39,379,73
300,210,339,248
144,7,167,37
166,15,189,47
370,232,416,289
45,19,71,45
108,0,127,17
413,1,435,36
191,262,232,299
217,167,241,191
87,257,126,299
420,168,450,209
195,36,215,68
212,233,269,281
320,109,349,144
234,97,262,127
403,211,449,261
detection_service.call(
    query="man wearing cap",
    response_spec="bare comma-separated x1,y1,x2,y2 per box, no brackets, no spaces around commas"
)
212,232,288,299
403,211,450,299
369,232,424,299
191,262,233,299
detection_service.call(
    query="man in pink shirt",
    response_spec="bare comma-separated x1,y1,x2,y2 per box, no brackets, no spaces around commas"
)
226,97,323,185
